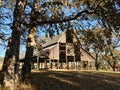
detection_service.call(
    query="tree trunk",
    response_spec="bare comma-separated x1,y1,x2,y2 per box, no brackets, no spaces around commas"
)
1,0,26,89
3,32,20,89
2,37,12,72
95,53,99,70
22,46,33,79
112,61,116,72
22,0,39,81
112,67,115,72
21,27,37,81
107,56,117,72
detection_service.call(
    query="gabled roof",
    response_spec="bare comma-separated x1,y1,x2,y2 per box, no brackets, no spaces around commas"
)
42,33,63,48
41,31,95,61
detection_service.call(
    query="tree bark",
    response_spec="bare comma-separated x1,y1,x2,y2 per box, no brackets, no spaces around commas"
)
1,0,26,89
95,53,99,70
22,0,39,81
106,55,117,72
22,27,36,80
112,61,116,72
108,61,116,72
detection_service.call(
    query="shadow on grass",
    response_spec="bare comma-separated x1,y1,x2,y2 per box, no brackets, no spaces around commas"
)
28,70,120,90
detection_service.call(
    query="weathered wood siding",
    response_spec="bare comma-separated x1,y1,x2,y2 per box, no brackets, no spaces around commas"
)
80,48,94,62
49,44,59,60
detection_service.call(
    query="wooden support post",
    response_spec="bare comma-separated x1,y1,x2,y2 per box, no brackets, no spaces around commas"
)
50,60,52,69
44,59,47,69
40,62,41,69
74,56,76,70
51,62,53,69
66,56,68,69
37,56,39,70
58,59,59,69
41,63,43,69
60,62,62,69
76,61,77,69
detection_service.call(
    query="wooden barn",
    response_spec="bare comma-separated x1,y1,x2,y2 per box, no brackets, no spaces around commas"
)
34,30,95,70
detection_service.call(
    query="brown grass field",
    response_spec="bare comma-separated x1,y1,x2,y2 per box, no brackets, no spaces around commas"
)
0,70,120,90
0,60,3,70
25,70,120,90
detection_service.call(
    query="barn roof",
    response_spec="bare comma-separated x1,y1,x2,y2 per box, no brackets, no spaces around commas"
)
42,32,64,48
41,31,95,61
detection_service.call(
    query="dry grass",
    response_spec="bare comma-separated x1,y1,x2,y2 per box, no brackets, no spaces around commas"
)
0,65,2,70
0,70,120,90
27,70,120,90
0,61,3,70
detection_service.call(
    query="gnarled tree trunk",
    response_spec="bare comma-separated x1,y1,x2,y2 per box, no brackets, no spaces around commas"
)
1,0,26,89
22,0,39,81
22,27,36,81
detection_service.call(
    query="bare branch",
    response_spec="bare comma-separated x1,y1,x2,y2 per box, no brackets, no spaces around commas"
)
40,1,63,8
36,10,94,25
35,0,104,25
22,0,104,26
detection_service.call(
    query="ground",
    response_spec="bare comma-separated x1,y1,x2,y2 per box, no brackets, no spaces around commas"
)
27,70,120,90
0,70,120,90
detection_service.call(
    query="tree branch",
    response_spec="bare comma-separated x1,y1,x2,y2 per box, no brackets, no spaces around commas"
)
35,0,104,25
22,0,104,26
35,10,94,25
0,32,8,41
40,1,63,8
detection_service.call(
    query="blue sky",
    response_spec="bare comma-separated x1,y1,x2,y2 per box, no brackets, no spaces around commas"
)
0,0,120,58
0,44,27,57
